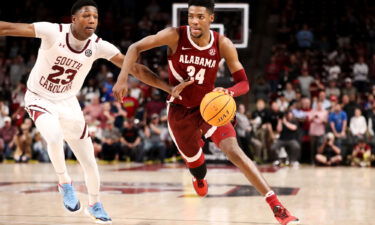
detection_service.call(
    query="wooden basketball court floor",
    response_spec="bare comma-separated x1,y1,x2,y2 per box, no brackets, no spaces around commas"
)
0,163,374,225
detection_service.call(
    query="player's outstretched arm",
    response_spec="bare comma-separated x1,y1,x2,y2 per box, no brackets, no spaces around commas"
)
131,63,193,100
213,36,249,97
113,27,179,101
111,52,192,100
110,53,175,93
0,21,35,37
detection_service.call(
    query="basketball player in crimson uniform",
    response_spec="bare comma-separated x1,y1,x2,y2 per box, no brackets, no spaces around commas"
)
113,0,299,224
0,0,189,223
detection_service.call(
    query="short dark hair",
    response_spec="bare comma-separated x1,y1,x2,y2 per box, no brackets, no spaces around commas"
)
71,0,98,15
188,0,215,13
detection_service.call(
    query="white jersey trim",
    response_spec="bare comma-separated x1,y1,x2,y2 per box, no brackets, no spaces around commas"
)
187,26,214,51
166,103,203,162
204,126,217,139
168,60,184,82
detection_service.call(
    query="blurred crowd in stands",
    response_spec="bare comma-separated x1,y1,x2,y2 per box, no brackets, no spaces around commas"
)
241,0,375,167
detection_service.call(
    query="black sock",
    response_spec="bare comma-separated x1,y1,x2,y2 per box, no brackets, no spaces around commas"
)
189,163,207,180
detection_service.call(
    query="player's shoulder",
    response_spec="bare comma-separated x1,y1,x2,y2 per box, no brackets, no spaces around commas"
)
157,26,180,37
87,32,108,47
91,35,116,49
153,26,180,44
60,23,71,33
218,34,235,48
33,22,66,33
89,32,101,44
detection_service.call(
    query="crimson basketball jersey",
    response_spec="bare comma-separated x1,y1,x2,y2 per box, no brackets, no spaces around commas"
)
167,26,221,108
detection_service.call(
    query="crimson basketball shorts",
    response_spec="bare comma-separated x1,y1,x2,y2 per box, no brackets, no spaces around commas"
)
167,103,236,168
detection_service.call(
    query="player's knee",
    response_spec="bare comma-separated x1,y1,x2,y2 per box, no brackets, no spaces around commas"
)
44,131,64,147
82,158,98,171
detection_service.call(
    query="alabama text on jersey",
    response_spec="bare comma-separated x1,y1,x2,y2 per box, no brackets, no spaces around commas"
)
167,26,221,108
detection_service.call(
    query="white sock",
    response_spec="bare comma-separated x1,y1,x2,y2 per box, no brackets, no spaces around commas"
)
35,114,71,184
66,138,100,205
88,194,100,206
56,171,72,184
265,190,275,199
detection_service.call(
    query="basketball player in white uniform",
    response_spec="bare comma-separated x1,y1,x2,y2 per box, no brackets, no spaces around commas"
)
0,0,191,223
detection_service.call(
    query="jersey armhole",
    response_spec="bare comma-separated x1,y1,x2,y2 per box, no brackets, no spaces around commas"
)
216,33,223,60
168,26,183,58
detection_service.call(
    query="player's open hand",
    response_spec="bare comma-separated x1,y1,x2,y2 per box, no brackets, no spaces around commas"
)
112,81,128,102
171,79,194,100
213,87,234,96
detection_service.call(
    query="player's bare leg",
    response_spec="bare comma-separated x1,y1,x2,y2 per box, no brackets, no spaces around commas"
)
219,137,299,225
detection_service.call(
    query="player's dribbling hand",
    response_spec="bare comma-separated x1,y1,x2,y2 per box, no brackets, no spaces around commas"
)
112,82,128,102
213,87,234,96
171,79,194,100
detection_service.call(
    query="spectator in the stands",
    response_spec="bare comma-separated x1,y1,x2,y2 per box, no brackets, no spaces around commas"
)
325,79,341,99
276,94,289,112
312,90,331,110
80,78,101,106
120,118,143,162
128,77,143,103
32,131,49,162
0,116,17,159
308,101,328,164
341,78,357,97
143,113,166,163
101,121,121,161
101,72,115,102
342,94,360,123
145,89,166,120
9,55,26,88
253,76,271,101
122,90,140,119
265,56,281,93
329,103,348,158
13,123,32,163
271,110,301,167
284,54,301,82
326,60,341,81
350,137,373,167
296,24,314,49
349,108,367,144
315,132,342,166
235,104,255,160
297,68,314,98
83,96,103,124
353,56,369,92
0,98,9,128
282,82,296,102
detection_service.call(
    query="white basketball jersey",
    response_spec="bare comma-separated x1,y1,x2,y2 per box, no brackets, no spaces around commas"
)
28,22,120,100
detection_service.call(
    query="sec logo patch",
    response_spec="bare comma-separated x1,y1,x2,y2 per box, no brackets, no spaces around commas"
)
85,49,92,57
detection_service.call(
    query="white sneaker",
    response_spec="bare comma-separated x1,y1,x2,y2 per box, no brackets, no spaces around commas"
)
291,161,300,168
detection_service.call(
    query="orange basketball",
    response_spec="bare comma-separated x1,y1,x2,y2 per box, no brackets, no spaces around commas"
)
200,91,236,127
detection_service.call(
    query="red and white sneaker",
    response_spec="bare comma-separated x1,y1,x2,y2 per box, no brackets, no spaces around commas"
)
192,177,208,197
266,193,299,225
272,205,299,225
